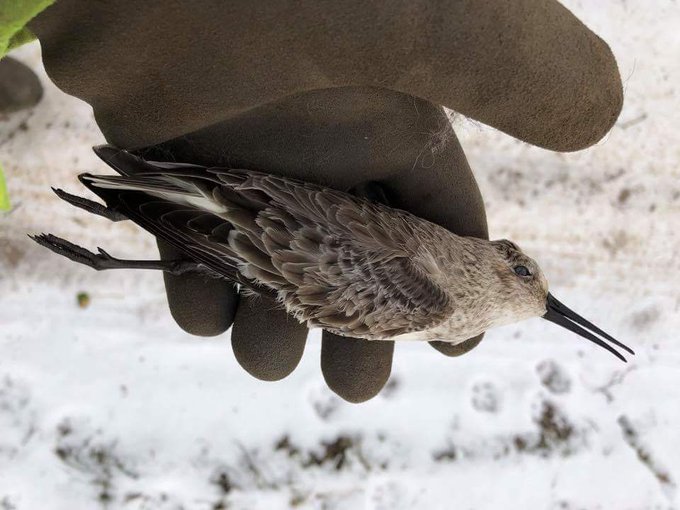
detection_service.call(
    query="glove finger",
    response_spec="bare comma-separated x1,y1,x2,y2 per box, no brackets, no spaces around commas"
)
230,293,307,381
380,113,488,356
321,332,394,404
157,239,237,336
314,181,397,403
375,0,623,151
430,334,484,357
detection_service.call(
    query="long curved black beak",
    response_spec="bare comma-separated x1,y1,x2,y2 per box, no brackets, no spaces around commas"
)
542,293,634,362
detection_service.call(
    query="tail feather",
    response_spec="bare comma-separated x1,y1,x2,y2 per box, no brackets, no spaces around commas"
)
79,173,225,214
80,173,197,196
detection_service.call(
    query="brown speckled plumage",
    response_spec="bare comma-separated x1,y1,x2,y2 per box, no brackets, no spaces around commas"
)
82,163,467,340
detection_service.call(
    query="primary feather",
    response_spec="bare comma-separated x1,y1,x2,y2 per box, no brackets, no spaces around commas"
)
81,148,455,340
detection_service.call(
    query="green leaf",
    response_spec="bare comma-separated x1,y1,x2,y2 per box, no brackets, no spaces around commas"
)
0,162,10,211
1,0,55,58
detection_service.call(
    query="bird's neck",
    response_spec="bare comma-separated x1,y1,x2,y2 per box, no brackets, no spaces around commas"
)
423,236,508,343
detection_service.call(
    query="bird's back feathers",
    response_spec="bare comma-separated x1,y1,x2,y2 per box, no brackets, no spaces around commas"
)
82,148,456,339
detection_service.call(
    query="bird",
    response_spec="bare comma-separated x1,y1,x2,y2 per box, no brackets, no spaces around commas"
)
31,145,634,362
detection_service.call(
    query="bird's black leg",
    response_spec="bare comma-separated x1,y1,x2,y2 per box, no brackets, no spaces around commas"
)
52,188,128,222
30,233,211,276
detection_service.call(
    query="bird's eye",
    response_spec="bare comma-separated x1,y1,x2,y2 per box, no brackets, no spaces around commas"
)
514,265,531,277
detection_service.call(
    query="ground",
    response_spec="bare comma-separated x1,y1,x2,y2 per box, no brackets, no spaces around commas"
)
1,1,679,509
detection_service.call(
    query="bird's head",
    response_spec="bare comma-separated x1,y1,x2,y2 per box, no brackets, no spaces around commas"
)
489,239,549,321
489,239,633,362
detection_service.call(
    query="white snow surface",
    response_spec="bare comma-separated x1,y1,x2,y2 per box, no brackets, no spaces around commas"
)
1,2,679,509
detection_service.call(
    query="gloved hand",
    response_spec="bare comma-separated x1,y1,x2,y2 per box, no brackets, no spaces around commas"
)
138,90,490,402
30,0,622,402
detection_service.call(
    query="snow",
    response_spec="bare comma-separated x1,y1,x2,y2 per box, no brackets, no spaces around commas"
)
1,1,679,508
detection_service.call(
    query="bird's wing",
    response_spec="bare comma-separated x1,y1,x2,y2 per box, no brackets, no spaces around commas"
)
210,169,454,339
83,155,454,339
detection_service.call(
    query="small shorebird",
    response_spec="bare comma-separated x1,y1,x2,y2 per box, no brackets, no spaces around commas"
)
32,146,634,361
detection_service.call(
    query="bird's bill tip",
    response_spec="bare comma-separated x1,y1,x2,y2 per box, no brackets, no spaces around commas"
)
542,293,634,362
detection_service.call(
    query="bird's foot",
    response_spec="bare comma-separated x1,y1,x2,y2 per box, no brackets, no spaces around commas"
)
29,233,203,275
52,188,128,222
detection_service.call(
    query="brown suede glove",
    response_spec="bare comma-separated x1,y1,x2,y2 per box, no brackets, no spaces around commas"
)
30,0,622,402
